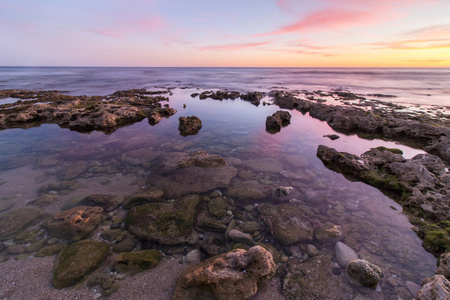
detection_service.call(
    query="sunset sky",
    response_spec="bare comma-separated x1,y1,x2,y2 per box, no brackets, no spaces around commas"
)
1,0,449,67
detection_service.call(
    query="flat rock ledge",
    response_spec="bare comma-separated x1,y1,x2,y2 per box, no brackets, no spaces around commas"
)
316,145,450,256
0,89,173,133
174,245,276,300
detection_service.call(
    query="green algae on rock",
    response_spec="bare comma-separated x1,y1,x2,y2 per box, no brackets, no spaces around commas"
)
52,240,109,289
0,207,46,240
113,249,162,274
126,194,201,245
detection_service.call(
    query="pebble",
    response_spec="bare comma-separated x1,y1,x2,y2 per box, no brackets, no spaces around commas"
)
387,277,399,287
335,242,358,268
185,249,202,264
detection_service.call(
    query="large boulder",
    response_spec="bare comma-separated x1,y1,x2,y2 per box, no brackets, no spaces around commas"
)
125,194,200,245
415,275,450,300
113,249,162,274
436,252,450,279
258,204,314,245
178,116,202,136
265,110,291,133
45,206,103,241
174,246,275,300
52,240,109,289
0,207,45,240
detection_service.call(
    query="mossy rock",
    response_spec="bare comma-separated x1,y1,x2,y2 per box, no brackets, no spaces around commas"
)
52,240,109,289
208,197,227,218
0,207,46,240
126,194,200,245
113,249,162,274
35,243,66,257
375,146,403,155
412,219,450,256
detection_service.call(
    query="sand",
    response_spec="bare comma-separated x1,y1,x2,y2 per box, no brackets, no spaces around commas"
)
0,255,284,299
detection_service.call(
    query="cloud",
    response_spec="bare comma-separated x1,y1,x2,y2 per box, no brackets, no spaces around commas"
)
259,7,390,36
90,16,165,38
199,42,270,51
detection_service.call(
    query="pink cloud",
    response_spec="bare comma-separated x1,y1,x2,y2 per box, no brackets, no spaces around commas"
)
199,42,270,51
258,7,394,36
90,16,165,38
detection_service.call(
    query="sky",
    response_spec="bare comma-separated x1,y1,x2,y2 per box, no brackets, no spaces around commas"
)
0,0,449,67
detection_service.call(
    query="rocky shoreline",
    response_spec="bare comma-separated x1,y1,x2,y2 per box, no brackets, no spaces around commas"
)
0,87,449,299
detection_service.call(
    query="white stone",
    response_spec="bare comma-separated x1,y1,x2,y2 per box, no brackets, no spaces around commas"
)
335,242,358,268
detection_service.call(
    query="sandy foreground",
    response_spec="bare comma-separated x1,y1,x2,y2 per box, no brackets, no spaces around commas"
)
0,255,284,300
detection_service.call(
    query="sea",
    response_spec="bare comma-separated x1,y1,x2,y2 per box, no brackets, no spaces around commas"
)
0,67,448,299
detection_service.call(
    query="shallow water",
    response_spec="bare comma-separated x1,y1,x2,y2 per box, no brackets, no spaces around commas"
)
0,86,438,299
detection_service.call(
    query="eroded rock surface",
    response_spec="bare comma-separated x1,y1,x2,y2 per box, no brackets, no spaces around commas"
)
0,207,45,239
174,246,275,300
45,206,103,241
178,116,202,136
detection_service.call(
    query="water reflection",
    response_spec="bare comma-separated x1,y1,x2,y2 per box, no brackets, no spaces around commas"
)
0,88,436,299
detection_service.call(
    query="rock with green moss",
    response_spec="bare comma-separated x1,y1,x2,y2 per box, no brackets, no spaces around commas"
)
0,207,46,240
126,194,200,245
87,273,119,297
122,188,164,209
35,243,66,257
113,249,161,274
52,240,109,289
346,259,382,289
258,204,314,245
422,221,450,254
208,197,228,218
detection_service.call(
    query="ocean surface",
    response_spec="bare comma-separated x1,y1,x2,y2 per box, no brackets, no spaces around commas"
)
1,67,449,106
0,67,447,299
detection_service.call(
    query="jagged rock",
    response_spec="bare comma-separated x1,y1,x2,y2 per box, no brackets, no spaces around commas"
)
174,246,275,299
178,116,202,136
283,254,354,299
265,110,291,132
0,207,45,239
113,249,161,274
346,259,382,289
335,242,358,268
148,107,177,125
52,240,109,289
80,194,123,212
240,92,263,106
436,252,450,279
415,275,450,300
258,204,314,245
126,194,200,245
45,206,103,241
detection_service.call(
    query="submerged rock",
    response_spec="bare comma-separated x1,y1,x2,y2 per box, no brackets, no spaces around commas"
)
52,240,109,289
126,194,200,245
152,152,237,198
0,207,46,239
315,223,343,245
45,206,103,241
258,203,314,245
113,249,161,274
346,259,382,289
178,115,202,136
335,242,358,268
80,194,123,212
174,246,275,300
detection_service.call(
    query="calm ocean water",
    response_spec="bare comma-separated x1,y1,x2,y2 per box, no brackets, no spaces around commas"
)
0,67,449,106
